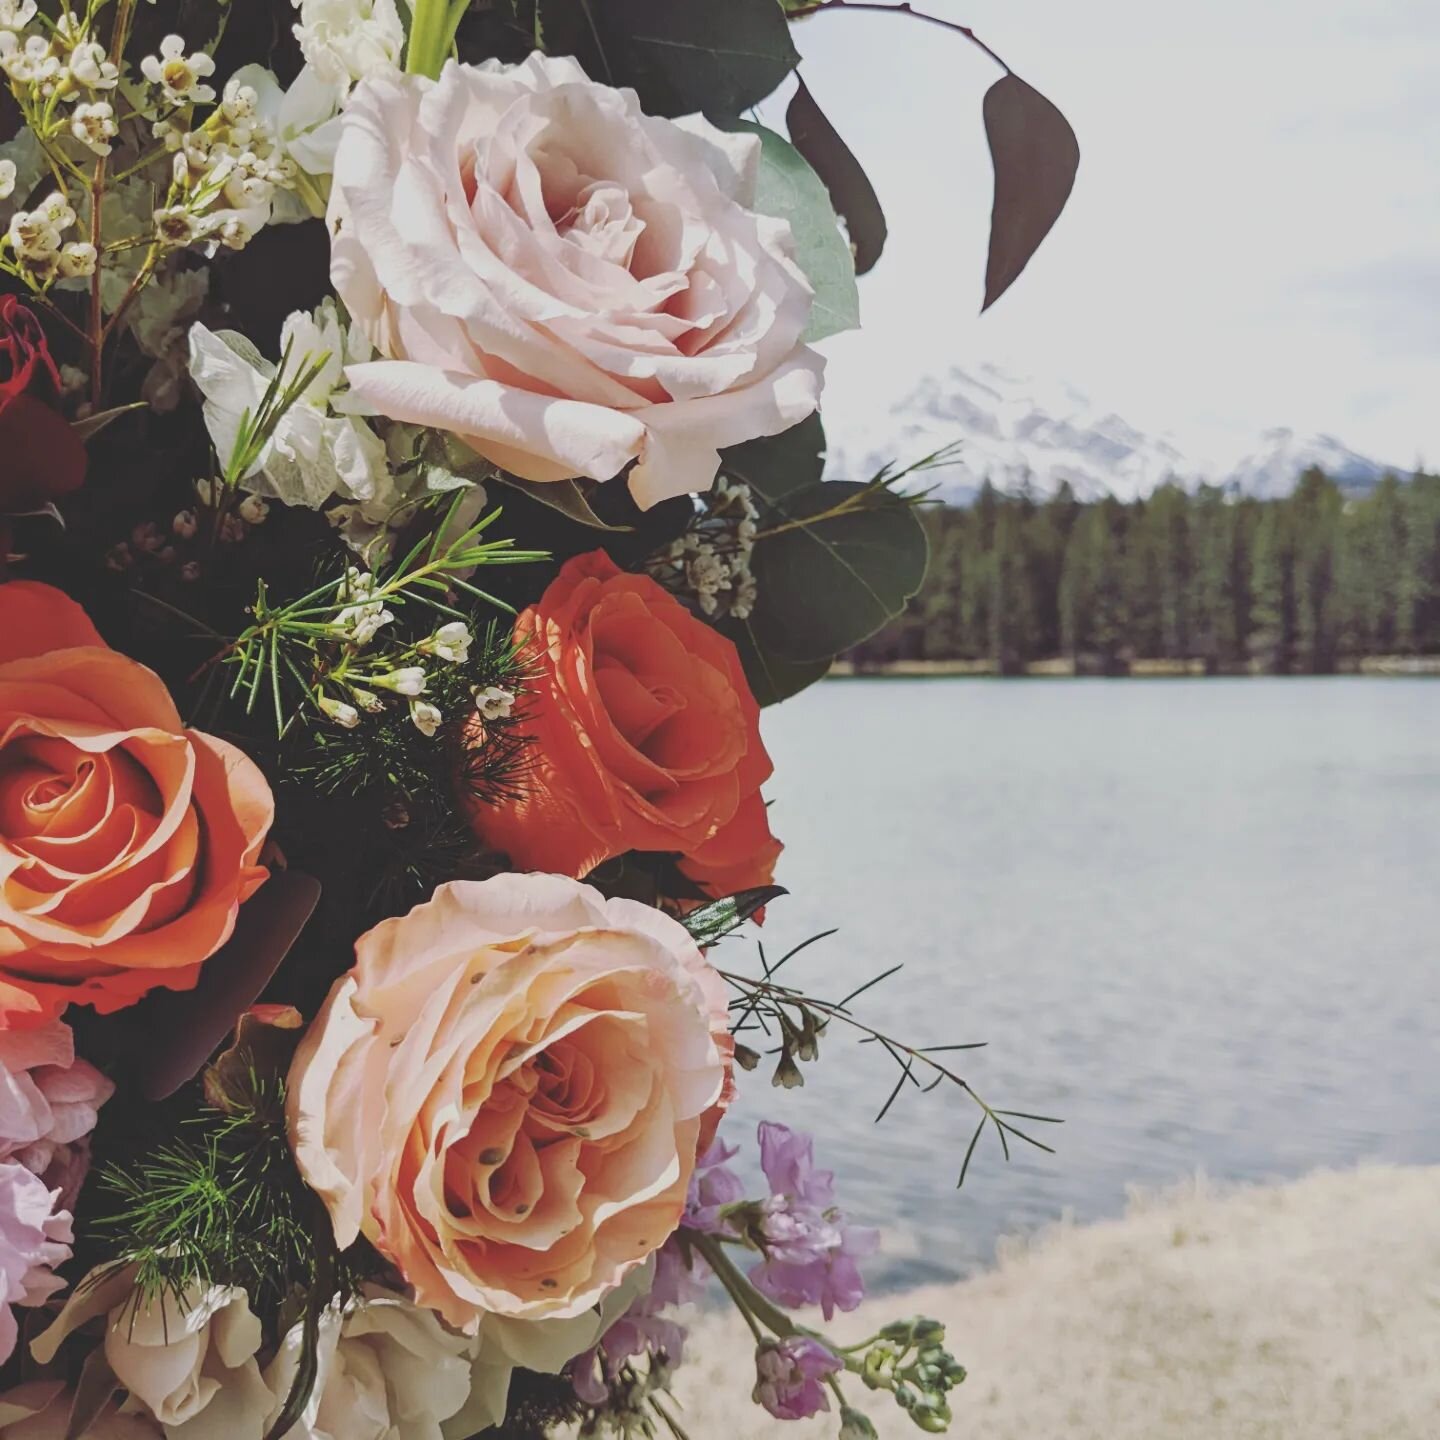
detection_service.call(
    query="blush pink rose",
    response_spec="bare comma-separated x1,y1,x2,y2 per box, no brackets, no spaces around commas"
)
328,53,824,509
287,874,732,1326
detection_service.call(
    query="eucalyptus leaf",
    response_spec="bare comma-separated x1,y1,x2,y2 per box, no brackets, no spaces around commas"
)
600,0,799,116
490,473,634,532
721,413,826,505
787,76,888,275
683,886,789,946
750,482,929,661
725,617,833,706
72,402,145,443
982,74,1080,311
729,122,860,343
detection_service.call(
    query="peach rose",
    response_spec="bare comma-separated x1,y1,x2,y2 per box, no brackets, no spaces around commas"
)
286,874,731,1326
469,551,781,898
328,54,824,509
0,582,273,1027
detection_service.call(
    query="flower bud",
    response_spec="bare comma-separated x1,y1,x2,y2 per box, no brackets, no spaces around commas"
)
839,1407,878,1440
318,694,360,729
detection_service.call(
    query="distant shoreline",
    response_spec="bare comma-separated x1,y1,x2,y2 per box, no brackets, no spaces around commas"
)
829,655,1440,679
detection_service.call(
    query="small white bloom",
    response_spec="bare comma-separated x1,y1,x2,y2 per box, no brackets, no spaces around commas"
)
221,76,260,122
0,0,37,31
67,40,118,88
193,477,219,506
172,508,198,538
56,240,97,278
422,621,472,665
208,210,255,250
474,684,515,721
373,666,426,697
237,493,270,524
153,204,199,246
0,158,15,201
409,699,442,737
70,100,117,156
7,209,59,260
140,34,217,105
318,694,360,728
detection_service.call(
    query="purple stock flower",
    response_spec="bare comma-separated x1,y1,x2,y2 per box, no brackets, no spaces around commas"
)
749,1122,880,1321
570,1241,701,1405
684,1136,746,1233
752,1336,842,1421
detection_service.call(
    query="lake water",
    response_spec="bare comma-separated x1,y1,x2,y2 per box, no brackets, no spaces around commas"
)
721,678,1440,1291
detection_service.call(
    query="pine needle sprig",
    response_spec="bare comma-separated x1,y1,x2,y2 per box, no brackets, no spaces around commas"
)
91,1075,361,1319
718,941,1062,1188
197,492,548,735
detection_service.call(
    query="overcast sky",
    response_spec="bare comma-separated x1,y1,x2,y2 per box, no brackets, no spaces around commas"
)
774,0,1440,468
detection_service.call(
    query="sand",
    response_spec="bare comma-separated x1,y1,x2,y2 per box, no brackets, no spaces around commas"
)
670,1165,1440,1439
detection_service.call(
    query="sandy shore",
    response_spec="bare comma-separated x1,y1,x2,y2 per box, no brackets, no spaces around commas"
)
670,1165,1440,1439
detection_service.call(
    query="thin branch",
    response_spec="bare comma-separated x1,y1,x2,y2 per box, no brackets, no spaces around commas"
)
788,0,1011,74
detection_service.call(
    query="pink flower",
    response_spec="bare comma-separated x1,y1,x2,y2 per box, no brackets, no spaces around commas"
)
0,1161,72,1365
328,54,824,509
0,1021,113,1206
752,1336,841,1421
287,874,732,1327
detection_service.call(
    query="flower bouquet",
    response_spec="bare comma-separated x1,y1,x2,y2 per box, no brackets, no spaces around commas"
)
0,0,1076,1435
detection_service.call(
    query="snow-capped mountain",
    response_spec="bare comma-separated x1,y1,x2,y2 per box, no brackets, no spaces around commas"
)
832,365,1397,503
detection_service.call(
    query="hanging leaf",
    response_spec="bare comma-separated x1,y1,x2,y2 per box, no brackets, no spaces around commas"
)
489,473,633,532
727,122,860,343
749,482,929,661
727,620,833,706
720,414,826,505
683,886,789,947
786,77,887,275
600,0,800,116
982,74,1080,311
136,869,322,1101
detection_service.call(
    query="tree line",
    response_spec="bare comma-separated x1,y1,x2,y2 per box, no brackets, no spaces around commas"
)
851,469,1440,672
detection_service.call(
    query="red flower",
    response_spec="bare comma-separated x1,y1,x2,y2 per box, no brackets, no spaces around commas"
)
0,296,86,516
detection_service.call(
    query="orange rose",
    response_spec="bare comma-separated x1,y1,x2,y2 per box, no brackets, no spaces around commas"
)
286,875,732,1325
471,552,780,897
0,582,273,1028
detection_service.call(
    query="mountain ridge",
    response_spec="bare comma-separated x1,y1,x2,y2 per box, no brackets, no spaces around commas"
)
832,364,1400,504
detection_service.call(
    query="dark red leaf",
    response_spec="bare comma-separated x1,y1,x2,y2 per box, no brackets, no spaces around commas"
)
136,869,322,1101
982,74,1080,311
786,76,887,275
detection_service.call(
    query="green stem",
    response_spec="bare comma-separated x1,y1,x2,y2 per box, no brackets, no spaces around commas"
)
687,1231,799,1341
405,0,462,78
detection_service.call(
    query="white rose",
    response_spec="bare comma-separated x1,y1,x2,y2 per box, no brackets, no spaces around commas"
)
188,300,389,510
328,54,823,510
293,0,403,93
30,1270,271,1440
264,1287,473,1440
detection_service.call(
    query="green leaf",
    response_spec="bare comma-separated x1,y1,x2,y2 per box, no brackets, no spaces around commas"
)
721,413,826,504
982,74,1080,311
787,75,888,275
490,473,633,532
750,482,929,661
724,616,833,706
729,122,860,343
683,886,789,946
600,0,799,116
